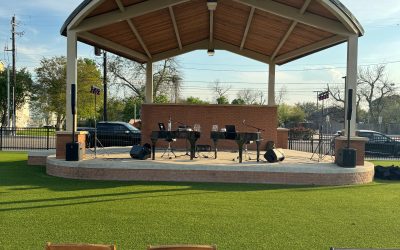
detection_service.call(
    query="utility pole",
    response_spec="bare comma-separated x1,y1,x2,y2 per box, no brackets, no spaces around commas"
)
11,15,16,129
6,15,23,129
103,52,107,121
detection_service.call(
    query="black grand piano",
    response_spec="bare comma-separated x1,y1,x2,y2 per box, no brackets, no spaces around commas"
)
210,130,262,163
150,130,201,160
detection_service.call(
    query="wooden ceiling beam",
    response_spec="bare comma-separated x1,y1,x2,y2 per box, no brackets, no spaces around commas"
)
169,6,182,50
275,35,346,64
209,10,215,49
271,0,311,60
214,40,271,64
73,0,190,33
79,31,149,62
114,0,152,59
233,0,353,36
240,7,255,50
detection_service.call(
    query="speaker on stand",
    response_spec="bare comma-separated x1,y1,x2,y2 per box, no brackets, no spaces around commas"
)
336,89,356,168
66,84,83,161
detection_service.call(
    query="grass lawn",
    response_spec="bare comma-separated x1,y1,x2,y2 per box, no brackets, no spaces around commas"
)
1,152,400,250
16,129,55,137
370,160,400,167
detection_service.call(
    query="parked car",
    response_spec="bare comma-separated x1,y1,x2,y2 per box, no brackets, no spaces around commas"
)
332,130,400,157
78,121,141,147
356,130,400,157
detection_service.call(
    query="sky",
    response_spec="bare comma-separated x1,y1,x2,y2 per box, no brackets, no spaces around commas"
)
1,0,400,105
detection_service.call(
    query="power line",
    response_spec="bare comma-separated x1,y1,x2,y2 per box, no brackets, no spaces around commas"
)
180,60,400,73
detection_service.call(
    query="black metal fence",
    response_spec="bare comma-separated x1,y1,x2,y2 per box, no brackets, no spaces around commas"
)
0,127,56,150
288,131,335,156
288,130,400,160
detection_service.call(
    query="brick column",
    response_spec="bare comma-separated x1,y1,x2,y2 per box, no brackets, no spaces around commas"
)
335,136,368,166
276,128,289,149
56,131,87,160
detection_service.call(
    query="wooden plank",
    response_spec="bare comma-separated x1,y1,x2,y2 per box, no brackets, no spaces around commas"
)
275,35,346,64
132,8,178,54
234,0,352,36
278,22,334,55
214,0,251,47
169,6,183,50
173,0,209,46
79,31,148,62
76,0,190,32
244,10,291,56
90,22,145,53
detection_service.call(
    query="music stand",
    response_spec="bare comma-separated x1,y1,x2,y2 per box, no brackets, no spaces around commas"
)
225,125,236,140
158,123,166,131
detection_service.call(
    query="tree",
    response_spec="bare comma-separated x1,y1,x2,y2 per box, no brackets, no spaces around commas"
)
32,56,102,129
358,65,395,123
216,96,229,104
275,85,287,105
107,56,182,101
0,68,33,126
185,96,209,104
235,89,266,105
371,95,400,124
296,102,318,121
328,64,394,123
98,97,125,121
231,98,245,105
278,104,305,127
210,80,230,104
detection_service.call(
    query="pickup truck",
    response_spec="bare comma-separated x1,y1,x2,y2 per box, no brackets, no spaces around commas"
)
78,121,141,147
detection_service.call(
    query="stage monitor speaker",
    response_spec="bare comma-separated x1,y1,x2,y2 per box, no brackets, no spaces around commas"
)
71,84,77,115
130,144,151,160
264,149,285,163
336,148,356,168
66,142,83,161
347,89,353,120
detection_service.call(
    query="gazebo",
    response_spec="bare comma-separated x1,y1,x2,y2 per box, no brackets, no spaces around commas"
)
60,0,364,154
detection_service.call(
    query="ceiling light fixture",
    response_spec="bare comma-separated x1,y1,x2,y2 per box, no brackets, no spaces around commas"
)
207,0,217,11
207,49,215,56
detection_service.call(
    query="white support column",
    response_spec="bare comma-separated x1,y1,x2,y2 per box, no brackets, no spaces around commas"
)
268,63,276,106
345,35,358,136
66,30,78,131
145,61,153,103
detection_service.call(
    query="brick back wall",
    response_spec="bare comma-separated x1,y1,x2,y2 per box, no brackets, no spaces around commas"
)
141,104,278,150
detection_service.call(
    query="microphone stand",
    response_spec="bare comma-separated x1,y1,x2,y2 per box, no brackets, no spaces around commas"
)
243,122,265,132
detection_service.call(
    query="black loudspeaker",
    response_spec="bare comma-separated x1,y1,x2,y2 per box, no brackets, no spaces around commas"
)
264,149,285,163
347,89,353,120
71,84,77,115
94,47,102,56
336,148,357,168
66,142,83,161
130,144,151,160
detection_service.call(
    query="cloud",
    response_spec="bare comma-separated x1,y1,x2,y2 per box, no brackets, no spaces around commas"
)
3,0,82,15
341,0,400,26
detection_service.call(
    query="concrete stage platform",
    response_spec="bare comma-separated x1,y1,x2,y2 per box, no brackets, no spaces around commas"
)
32,147,375,186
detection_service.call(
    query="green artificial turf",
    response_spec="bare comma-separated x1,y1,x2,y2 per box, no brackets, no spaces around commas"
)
1,151,400,250
370,160,400,167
